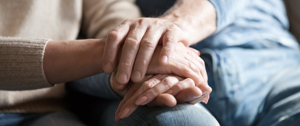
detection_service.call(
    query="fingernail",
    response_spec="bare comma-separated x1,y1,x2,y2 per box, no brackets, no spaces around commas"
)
132,71,141,81
203,95,209,104
199,95,209,104
198,51,201,56
166,89,173,94
162,55,168,64
104,62,112,72
117,73,128,83
119,107,130,119
135,96,147,105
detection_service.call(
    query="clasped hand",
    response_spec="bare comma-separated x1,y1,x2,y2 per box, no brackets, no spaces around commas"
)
109,43,211,122
102,18,212,122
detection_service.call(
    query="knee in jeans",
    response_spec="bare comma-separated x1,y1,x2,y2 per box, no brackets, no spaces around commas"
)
118,104,219,126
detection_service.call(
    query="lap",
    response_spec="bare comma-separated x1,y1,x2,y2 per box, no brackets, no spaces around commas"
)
256,66,300,126
201,47,300,126
73,98,219,126
118,103,219,126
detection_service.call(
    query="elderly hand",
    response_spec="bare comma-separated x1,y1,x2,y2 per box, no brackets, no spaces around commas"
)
110,43,209,95
102,18,192,85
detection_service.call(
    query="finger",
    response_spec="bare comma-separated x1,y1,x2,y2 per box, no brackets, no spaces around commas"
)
184,49,209,93
135,76,181,106
188,55,211,97
165,78,195,96
131,27,165,82
147,94,177,107
160,30,179,65
170,61,202,87
115,75,161,122
103,21,131,73
110,72,128,91
116,23,148,84
188,95,210,104
187,48,207,82
188,47,201,56
196,84,212,102
175,87,202,103
118,81,176,119
115,83,136,122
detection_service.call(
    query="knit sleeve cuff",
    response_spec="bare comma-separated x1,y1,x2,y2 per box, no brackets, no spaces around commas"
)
0,37,52,90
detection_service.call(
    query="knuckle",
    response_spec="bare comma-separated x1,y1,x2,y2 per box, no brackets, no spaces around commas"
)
142,39,155,49
124,19,132,23
126,38,139,46
163,46,172,53
120,60,132,68
153,20,162,25
138,18,148,24
162,77,175,89
105,51,115,58
136,59,148,68
185,78,195,86
164,36,176,42
167,23,179,30
144,81,155,90
147,89,158,97
107,31,119,41
173,84,182,91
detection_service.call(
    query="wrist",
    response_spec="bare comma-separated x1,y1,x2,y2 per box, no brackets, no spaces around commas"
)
160,0,217,44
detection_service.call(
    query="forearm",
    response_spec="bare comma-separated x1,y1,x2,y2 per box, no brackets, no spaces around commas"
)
44,39,105,84
161,0,217,45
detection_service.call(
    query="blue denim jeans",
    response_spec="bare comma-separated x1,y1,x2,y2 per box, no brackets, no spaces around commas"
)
200,47,300,126
0,99,219,126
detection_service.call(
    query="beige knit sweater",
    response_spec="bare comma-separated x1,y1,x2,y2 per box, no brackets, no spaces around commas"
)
0,0,140,113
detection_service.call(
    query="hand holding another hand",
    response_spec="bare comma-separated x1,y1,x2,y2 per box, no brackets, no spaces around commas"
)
110,42,210,93
110,43,211,122
114,74,210,122
102,18,192,85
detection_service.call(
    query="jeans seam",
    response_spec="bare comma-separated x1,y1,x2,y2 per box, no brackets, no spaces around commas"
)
270,107,300,126
129,114,148,126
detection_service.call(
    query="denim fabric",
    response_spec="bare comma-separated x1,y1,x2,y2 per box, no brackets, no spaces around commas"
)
0,111,86,126
118,103,219,126
202,0,299,50
67,73,121,100
200,48,300,126
0,112,47,126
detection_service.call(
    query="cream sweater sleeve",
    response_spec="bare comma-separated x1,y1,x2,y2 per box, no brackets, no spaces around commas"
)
0,37,52,90
82,0,141,38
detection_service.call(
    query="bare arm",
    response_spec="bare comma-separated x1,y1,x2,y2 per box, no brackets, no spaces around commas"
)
43,39,105,85
161,0,217,45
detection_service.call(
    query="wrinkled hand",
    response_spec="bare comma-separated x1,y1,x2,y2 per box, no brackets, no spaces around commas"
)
102,18,191,85
110,42,209,95
114,74,211,122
